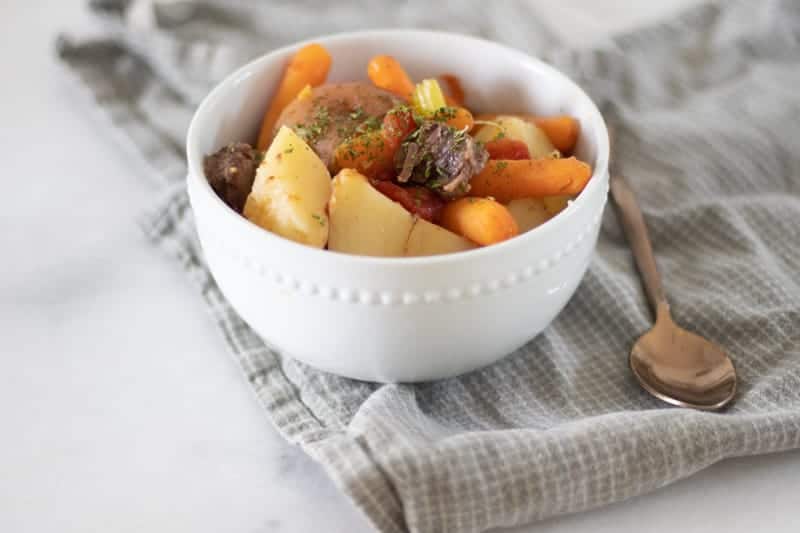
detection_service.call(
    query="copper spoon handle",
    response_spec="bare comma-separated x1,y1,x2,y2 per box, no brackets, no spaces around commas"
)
609,174,670,320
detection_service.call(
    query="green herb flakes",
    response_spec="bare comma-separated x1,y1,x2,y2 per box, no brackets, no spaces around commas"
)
432,106,458,122
349,106,366,121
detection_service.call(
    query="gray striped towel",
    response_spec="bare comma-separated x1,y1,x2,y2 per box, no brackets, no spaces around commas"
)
57,1,800,531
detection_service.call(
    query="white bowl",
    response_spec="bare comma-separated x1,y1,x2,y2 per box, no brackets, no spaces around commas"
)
187,30,609,382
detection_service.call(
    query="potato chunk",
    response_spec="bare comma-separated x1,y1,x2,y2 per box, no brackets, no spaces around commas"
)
243,126,331,248
543,195,572,216
328,169,415,257
473,115,557,158
405,218,476,256
505,198,551,233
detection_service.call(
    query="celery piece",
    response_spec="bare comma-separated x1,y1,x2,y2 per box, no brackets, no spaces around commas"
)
412,79,447,116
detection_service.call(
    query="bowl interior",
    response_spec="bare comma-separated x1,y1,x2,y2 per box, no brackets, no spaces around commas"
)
188,30,607,205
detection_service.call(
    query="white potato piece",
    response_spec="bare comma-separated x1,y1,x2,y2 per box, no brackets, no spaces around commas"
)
405,218,476,257
543,195,572,217
243,126,331,247
473,115,558,159
506,198,551,233
328,169,415,257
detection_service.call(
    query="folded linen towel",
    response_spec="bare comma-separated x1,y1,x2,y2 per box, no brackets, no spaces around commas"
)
58,1,800,531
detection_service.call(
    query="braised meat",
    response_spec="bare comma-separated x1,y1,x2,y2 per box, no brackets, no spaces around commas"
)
203,142,259,212
394,121,488,199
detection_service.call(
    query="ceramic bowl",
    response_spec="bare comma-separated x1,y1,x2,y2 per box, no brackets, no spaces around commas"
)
186,30,610,382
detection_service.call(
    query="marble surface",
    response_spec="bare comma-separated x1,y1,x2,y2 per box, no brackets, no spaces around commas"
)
2,1,799,532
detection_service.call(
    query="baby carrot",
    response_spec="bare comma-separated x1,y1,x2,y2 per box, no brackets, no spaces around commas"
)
367,55,415,99
440,197,519,246
470,158,592,202
446,106,474,131
331,131,396,181
256,43,332,150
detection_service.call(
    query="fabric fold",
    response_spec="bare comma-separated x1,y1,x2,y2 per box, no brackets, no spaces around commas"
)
58,1,800,531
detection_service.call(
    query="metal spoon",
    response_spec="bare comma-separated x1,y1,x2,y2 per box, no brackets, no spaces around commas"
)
609,173,737,410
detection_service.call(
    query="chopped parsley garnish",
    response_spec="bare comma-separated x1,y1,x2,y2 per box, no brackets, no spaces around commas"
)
349,106,366,121
311,214,325,226
387,104,411,116
401,125,421,147
431,106,458,122
336,124,351,138
295,105,331,143
452,127,467,145
335,107,389,163
493,161,509,174
388,103,425,126
354,115,381,135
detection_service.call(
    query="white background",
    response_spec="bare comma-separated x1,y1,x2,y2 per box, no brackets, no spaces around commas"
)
2,1,799,532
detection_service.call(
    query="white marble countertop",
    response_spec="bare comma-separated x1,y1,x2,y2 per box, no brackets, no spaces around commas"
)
2,1,799,531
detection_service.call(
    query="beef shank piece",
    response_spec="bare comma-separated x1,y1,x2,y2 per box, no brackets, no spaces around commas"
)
203,142,259,212
395,121,489,199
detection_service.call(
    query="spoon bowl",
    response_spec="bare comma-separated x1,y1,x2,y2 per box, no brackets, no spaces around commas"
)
629,305,737,409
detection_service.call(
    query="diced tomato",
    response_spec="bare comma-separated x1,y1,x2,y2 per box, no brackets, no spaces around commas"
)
484,138,530,160
371,180,444,222
382,109,417,151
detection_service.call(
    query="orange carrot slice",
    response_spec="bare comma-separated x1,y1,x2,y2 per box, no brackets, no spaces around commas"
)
256,43,332,150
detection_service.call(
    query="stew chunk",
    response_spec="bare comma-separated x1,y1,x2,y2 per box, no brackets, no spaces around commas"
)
395,121,488,199
274,82,401,168
203,142,259,212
